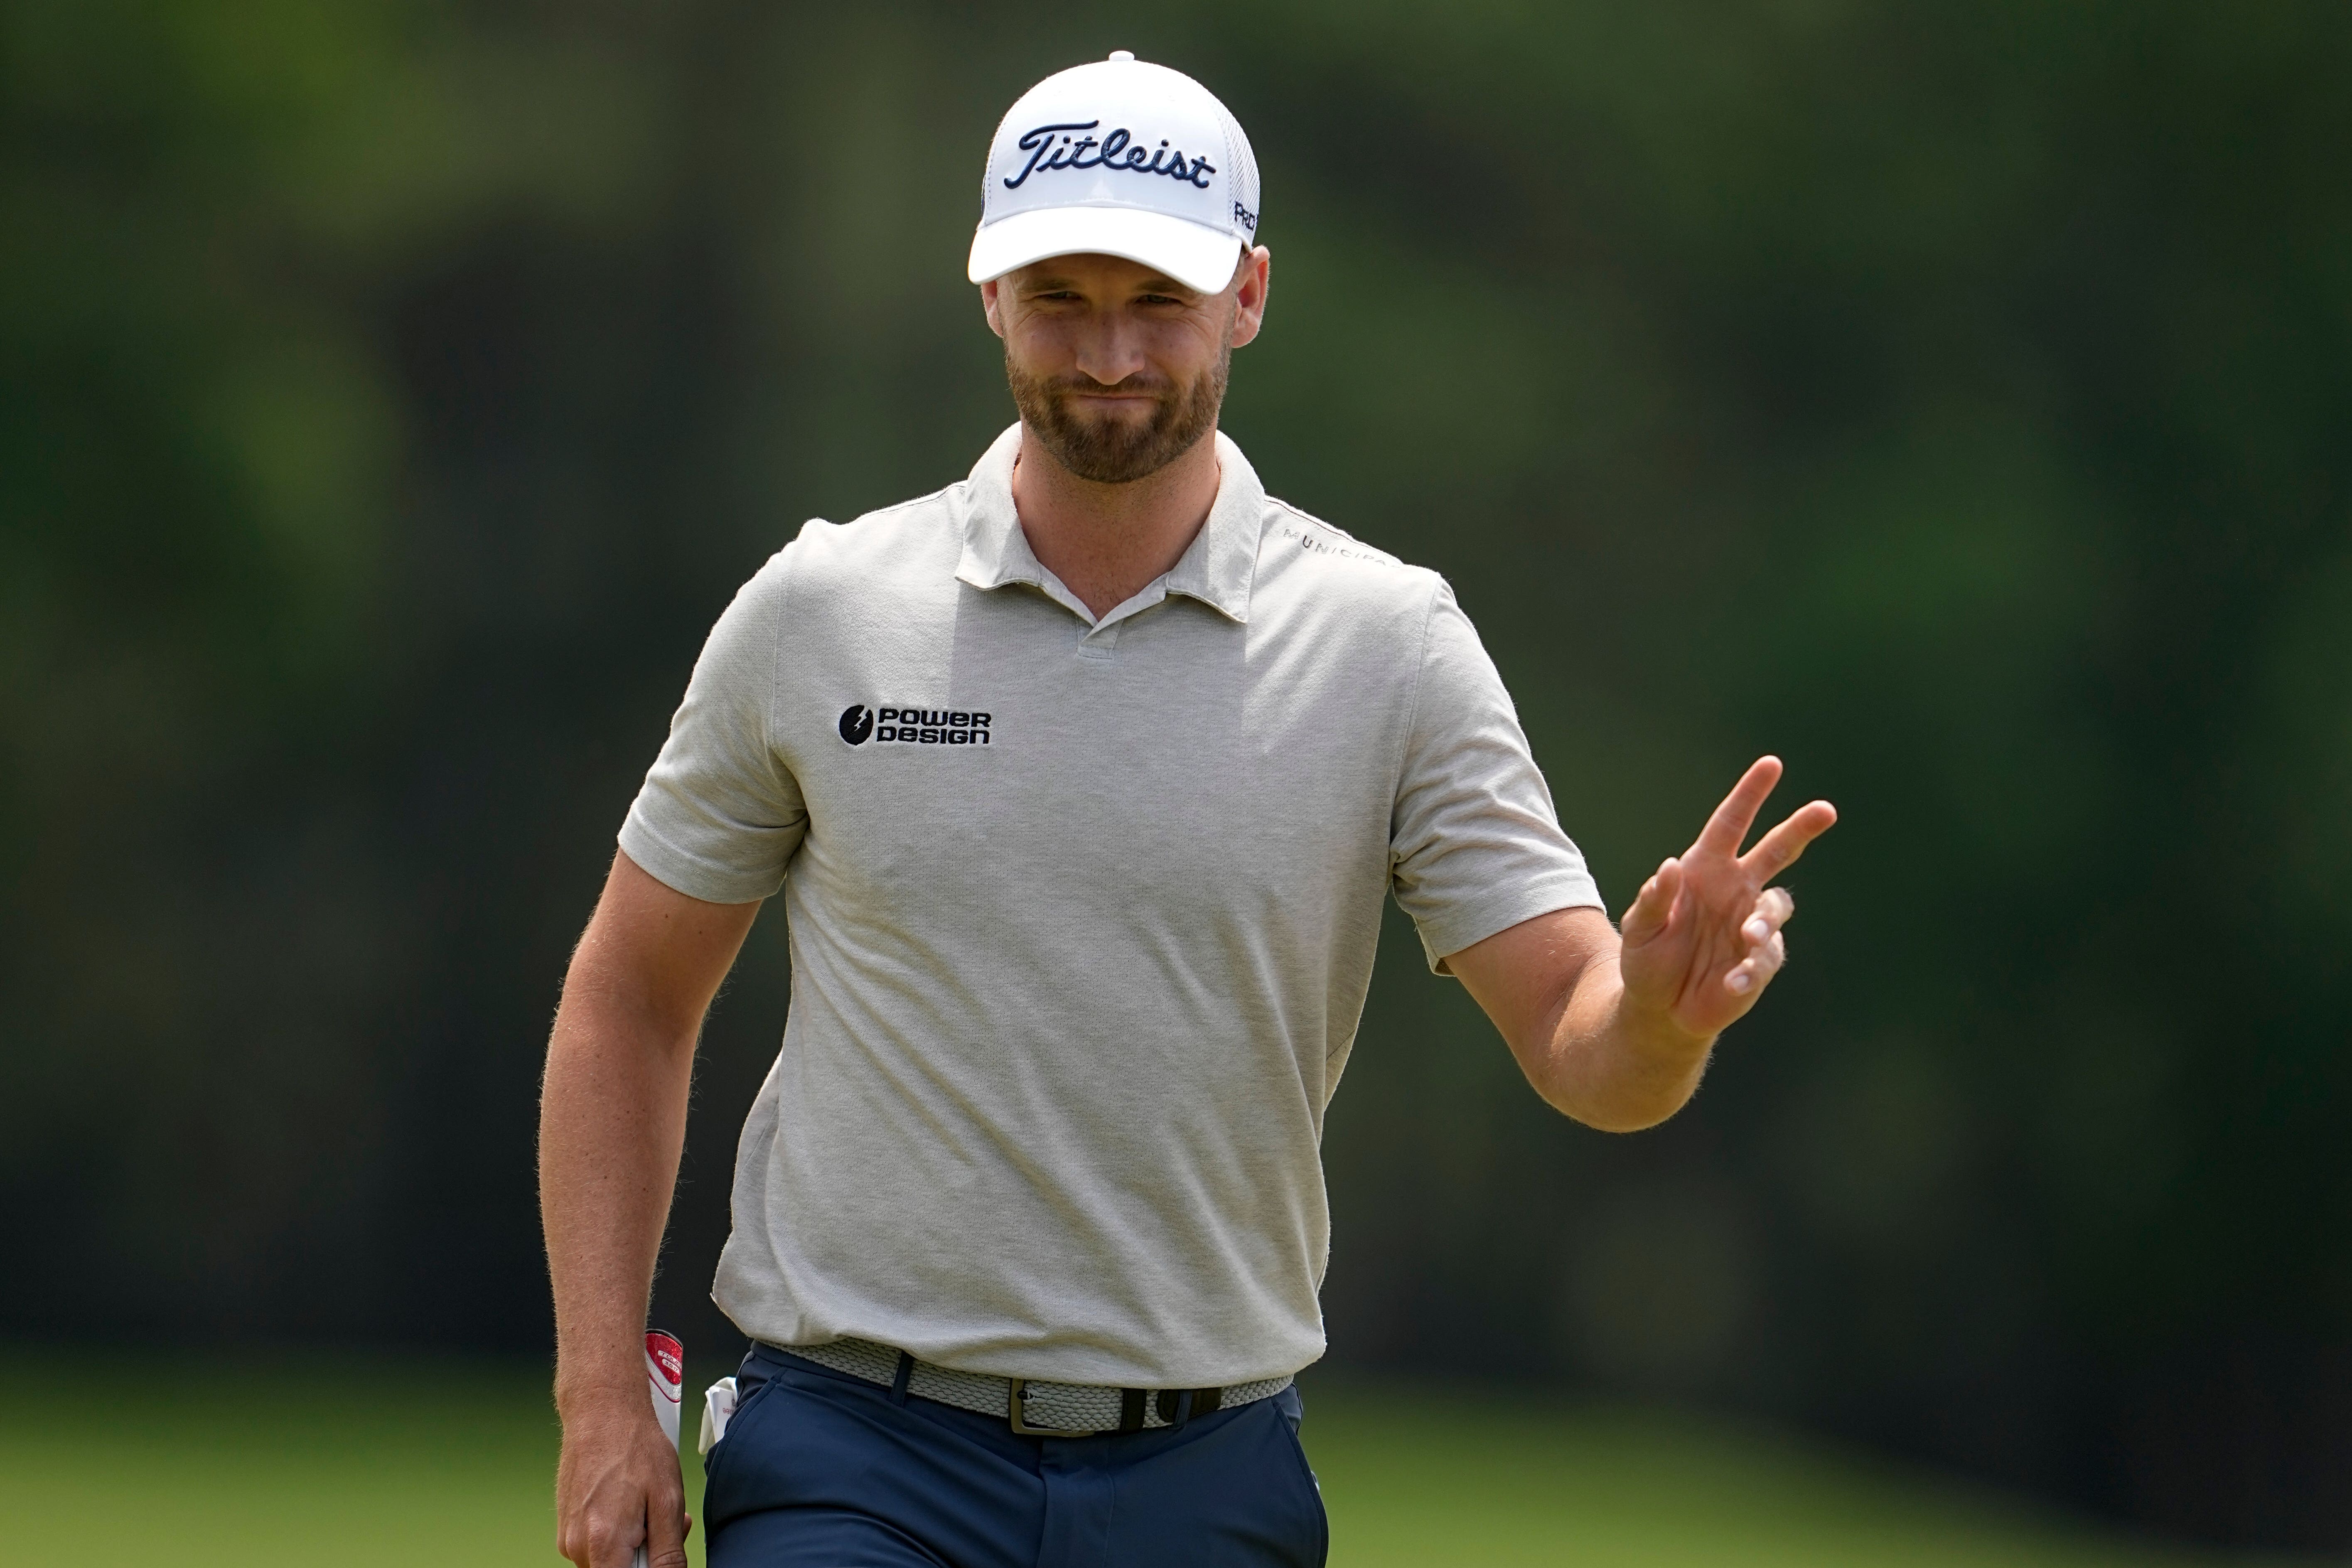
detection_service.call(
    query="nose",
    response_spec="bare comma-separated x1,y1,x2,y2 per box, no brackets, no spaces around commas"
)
1069,311,1150,387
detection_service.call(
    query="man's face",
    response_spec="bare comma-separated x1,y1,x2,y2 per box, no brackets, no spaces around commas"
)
983,248,1270,484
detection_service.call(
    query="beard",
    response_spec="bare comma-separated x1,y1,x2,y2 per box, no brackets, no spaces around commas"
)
1004,342,1229,485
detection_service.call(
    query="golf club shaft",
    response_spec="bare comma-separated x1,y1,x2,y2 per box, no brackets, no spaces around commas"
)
634,1330,684,1568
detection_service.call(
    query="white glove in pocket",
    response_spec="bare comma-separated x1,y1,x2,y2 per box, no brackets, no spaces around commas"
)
699,1375,740,1455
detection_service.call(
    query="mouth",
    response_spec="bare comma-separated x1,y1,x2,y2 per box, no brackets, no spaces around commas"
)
1064,393,1161,423
1068,386,1161,404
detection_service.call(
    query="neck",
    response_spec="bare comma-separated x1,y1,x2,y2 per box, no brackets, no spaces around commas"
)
1010,425,1222,619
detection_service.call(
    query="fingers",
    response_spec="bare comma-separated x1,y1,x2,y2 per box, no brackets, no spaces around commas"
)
1620,856,1684,946
1727,889,1794,998
643,1459,689,1568
1740,887,1794,946
556,1450,683,1568
582,1492,652,1568
1693,755,1783,858
1740,798,1838,880
1725,928,1787,995
646,1499,690,1568
570,1512,627,1568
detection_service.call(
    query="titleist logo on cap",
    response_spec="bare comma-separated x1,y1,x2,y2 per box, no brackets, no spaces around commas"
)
968,52,1263,297
1003,121,1218,191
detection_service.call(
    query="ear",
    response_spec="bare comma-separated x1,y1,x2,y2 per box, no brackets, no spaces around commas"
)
981,279,1006,339
1227,246,1271,349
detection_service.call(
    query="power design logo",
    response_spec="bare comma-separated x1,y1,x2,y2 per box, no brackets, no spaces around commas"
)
839,705,993,747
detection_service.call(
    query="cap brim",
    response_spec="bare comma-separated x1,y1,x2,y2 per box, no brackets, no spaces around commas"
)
967,206,1244,296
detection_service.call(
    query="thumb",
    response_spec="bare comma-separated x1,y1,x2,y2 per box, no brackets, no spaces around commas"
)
1620,858,1682,948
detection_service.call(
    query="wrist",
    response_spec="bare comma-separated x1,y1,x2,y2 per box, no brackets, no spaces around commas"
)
554,1367,648,1424
555,1389,639,1427
1615,984,1715,1059
1541,967,1717,1133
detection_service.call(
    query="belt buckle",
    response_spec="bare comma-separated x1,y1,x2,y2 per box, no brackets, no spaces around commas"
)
1006,1378,1092,1436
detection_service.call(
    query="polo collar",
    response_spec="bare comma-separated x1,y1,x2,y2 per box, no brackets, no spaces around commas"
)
954,423,1265,624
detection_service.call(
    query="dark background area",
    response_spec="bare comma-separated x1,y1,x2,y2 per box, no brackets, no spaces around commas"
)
6,0,2351,1550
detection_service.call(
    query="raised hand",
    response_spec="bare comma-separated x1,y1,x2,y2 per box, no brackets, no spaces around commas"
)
1618,756,1836,1042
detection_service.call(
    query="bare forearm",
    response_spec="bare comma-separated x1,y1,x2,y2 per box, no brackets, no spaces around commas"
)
1453,765,1835,1133
541,855,757,1568
540,983,698,1416
1540,948,1714,1132
1450,906,1715,1134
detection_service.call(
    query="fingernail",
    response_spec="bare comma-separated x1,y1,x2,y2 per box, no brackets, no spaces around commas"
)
1727,970,1752,993
1745,918,1769,942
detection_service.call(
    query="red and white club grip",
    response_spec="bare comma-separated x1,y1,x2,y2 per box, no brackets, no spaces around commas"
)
633,1330,685,1568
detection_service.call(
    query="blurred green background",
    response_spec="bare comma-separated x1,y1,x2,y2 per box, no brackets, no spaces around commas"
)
0,1354,2326,1566
5,0,2351,1557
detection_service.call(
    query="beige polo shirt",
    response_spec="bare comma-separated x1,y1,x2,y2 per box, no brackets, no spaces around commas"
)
619,423,1601,1388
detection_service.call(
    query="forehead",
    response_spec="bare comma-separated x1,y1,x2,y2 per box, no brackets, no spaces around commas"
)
1004,252,1195,296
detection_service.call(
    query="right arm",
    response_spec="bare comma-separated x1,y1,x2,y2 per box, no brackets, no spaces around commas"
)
541,850,761,1568
1447,758,1833,1131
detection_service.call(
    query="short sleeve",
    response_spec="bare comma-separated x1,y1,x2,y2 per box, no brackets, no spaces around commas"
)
1389,580,1604,972
618,552,808,904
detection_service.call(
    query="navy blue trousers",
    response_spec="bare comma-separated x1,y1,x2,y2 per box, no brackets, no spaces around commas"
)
703,1344,1328,1568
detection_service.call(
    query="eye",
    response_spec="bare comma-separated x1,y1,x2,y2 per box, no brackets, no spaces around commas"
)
1137,293,1185,307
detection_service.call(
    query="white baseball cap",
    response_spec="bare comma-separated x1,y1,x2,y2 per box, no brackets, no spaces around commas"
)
968,51,1262,297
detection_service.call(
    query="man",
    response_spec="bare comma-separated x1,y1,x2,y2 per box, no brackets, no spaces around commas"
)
541,50,1834,1568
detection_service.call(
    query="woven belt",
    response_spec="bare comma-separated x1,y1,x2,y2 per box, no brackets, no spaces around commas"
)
779,1336,1294,1436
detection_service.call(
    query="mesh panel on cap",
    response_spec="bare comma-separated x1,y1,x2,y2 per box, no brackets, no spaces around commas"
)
1215,98,1260,240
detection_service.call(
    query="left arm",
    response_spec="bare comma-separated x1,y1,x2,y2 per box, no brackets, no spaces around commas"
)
1448,755,1835,1131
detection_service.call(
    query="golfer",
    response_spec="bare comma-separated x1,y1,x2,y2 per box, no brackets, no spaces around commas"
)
541,50,1834,1568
